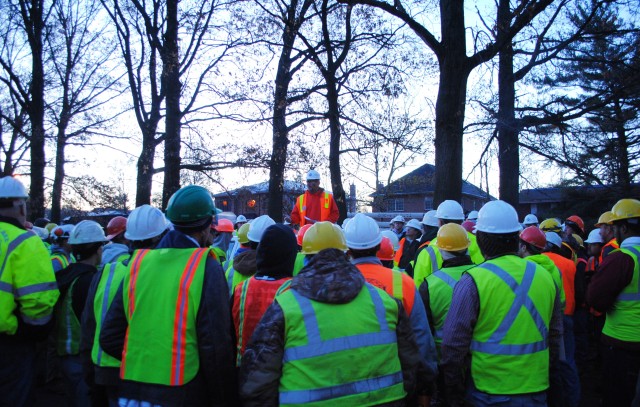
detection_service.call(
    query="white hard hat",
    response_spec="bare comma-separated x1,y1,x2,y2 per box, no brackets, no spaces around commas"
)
69,220,108,244
584,229,603,244
380,230,400,251
342,218,351,229
236,215,247,223
467,210,479,221
545,232,562,248
436,200,465,220
0,177,28,199
31,226,49,240
306,170,321,181
344,213,382,250
52,224,74,240
523,214,539,225
389,215,405,224
125,205,167,241
247,215,275,242
475,200,522,234
406,219,423,231
421,210,439,227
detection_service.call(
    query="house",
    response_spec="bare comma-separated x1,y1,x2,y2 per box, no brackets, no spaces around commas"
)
370,164,491,217
518,184,638,226
212,180,306,218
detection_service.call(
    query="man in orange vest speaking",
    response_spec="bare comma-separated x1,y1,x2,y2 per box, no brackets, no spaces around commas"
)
290,170,339,226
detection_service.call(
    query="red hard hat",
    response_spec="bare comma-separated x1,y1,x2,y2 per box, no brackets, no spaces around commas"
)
565,215,584,234
376,236,394,261
106,216,127,240
461,220,475,233
519,226,546,250
214,218,234,233
297,224,313,247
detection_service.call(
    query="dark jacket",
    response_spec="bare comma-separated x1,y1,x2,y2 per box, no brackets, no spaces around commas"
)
233,250,257,277
239,248,426,407
99,229,237,406
255,224,297,279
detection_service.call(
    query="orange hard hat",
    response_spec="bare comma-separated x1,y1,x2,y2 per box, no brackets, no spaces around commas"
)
519,226,546,250
565,215,584,234
106,216,127,240
214,218,234,233
297,224,313,247
376,236,394,261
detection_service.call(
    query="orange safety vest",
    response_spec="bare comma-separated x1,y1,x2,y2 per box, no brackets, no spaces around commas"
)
298,191,331,227
586,256,598,274
599,239,619,264
544,252,577,316
354,262,415,316
232,277,291,365
393,238,406,267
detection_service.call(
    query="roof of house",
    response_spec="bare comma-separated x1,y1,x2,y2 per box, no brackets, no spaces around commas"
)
212,180,306,197
371,164,489,198
519,184,640,203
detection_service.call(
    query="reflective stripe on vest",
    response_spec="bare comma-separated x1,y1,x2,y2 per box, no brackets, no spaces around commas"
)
55,278,81,356
471,261,548,355
616,246,640,301
277,284,405,405
432,270,457,289
121,248,207,385
93,261,129,367
602,246,640,342
234,278,292,365
280,372,404,405
283,285,396,362
298,191,331,226
0,231,33,281
426,245,441,275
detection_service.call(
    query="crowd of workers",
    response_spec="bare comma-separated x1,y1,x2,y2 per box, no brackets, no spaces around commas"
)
0,169,639,407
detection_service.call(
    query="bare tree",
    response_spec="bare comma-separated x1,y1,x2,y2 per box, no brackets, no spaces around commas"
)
100,0,238,208
0,0,51,217
343,0,554,206
45,0,123,222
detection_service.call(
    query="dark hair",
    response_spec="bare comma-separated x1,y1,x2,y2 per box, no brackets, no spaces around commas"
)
519,239,542,255
0,198,17,209
349,246,379,259
173,216,213,234
441,220,462,226
477,231,519,258
131,231,166,250
72,242,103,261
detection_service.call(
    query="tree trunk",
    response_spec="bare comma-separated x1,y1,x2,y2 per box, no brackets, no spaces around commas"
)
614,101,631,188
161,0,181,209
135,125,157,206
24,0,46,218
326,77,347,223
268,8,298,222
497,0,519,207
432,0,467,207
50,124,67,223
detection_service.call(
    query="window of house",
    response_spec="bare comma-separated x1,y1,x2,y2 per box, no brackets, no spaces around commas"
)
424,197,433,211
389,198,404,212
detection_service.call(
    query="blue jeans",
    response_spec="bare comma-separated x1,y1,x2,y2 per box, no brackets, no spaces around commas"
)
561,315,581,407
60,354,91,407
468,386,547,406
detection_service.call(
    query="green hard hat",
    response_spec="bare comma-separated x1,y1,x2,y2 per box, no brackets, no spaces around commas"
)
166,185,215,224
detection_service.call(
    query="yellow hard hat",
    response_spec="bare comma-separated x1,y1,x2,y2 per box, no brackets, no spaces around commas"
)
302,221,347,255
237,222,251,244
594,211,614,227
572,234,584,249
436,223,470,252
610,199,640,222
540,218,561,232
45,222,58,233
